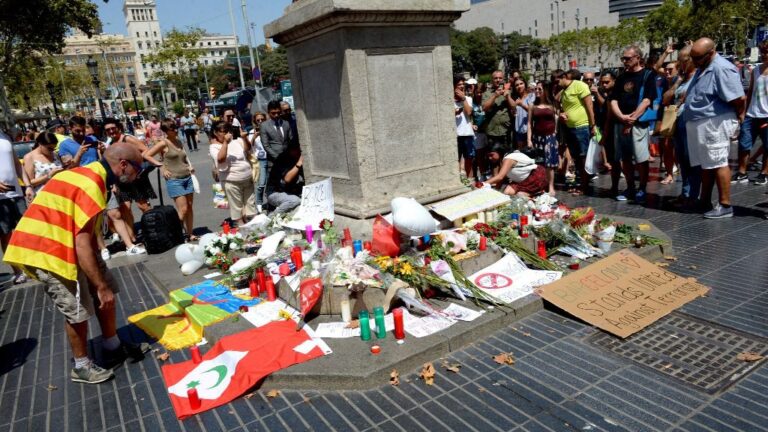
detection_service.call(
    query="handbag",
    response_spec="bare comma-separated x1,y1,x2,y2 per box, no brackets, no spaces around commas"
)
659,105,678,137
637,70,661,123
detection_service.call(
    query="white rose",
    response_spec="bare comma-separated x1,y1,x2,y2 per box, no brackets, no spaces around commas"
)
229,242,239,250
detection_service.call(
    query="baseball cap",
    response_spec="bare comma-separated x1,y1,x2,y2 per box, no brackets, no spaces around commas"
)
46,119,65,130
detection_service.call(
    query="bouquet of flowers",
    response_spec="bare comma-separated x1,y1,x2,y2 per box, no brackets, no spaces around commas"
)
203,232,245,272
567,207,595,227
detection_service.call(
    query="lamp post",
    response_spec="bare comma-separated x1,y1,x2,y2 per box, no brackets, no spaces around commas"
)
541,47,550,78
518,44,530,74
191,68,202,101
129,81,141,119
531,50,541,81
22,94,31,112
731,16,750,57
553,0,561,69
86,56,107,121
45,81,59,118
502,35,510,79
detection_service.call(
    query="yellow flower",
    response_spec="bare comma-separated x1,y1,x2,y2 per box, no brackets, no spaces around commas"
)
374,255,393,269
397,262,414,276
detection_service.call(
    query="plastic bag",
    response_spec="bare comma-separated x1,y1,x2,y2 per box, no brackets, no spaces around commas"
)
390,197,436,237
372,215,401,257
584,138,603,175
191,174,200,194
299,278,323,317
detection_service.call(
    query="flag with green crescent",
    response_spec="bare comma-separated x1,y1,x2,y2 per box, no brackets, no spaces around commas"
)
162,320,325,418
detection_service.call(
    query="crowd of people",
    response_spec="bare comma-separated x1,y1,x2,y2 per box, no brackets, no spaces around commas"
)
454,37,765,220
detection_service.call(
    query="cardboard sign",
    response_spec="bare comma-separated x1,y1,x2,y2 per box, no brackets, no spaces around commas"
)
284,177,334,230
537,250,710,338
429,188,511,221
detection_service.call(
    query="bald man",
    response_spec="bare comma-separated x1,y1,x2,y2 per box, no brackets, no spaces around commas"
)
684,37,745,219
3,143,150,384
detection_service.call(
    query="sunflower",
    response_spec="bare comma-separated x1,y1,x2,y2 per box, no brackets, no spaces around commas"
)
374,255,393,270
396,262,414,276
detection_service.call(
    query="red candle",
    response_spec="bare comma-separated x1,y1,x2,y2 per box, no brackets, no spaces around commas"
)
278,263,291,276
222,221,230,234
187,388,201,409
393,307,405,340
256,268,267,294
249,278,258,297
291,247,304,270
190,345,202,364
364,241,373,252
343,227,352,243
424,256,431,265
239,305,248,313
479,236,487,251
265,277,277,302
520,215,529,238
537,240,547,259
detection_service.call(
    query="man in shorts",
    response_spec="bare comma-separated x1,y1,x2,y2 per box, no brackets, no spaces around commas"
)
3,144,150,384
609,46,657,202
0,129,33,284
685,38,746,219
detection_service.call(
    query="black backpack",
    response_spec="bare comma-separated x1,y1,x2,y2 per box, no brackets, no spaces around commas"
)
141,170,184,254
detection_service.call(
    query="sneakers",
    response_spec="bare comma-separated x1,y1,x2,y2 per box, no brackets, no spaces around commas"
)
71,362,114,384
12,274,27,284
101,248,111,261
126,245,147,256
703,204,734,219
102,341,151,370
731,172,749,184
753,174,768,185
634,190,647,203
615,190,630,202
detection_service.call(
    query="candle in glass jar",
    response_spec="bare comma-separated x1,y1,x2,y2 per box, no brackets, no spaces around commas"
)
393,307,405,341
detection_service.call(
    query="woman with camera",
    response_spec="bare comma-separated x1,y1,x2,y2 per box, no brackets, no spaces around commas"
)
209,119,256,224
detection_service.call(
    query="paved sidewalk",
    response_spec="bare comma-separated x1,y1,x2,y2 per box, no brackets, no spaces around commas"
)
0,167,767,431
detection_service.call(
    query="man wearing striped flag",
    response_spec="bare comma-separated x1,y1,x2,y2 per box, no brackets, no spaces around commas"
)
3,143,150,384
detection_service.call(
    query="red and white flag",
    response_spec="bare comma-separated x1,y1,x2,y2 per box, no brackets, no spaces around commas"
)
162,320,324,418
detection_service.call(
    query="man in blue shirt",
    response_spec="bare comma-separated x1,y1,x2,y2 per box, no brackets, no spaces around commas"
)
684,38,745,219
58,116,100,168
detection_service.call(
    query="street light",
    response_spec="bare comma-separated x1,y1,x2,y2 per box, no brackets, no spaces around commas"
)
518,44,530,73
502,35,510,78
129,81,141,119
45,81,59,118
86,56,107,121
541,47,550,78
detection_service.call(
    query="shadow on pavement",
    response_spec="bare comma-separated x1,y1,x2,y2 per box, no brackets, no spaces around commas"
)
0,338,37,377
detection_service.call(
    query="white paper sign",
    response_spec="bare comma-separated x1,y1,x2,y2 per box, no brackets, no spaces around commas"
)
442,303,484,322
468,254,562,304
404,311,456,338
283,178,334,231
314,322,361,338
428,188,511,221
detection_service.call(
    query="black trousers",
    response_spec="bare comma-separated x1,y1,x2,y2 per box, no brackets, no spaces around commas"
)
183,129,198,150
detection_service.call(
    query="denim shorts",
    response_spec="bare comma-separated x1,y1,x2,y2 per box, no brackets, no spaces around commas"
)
457,136,476,159
737,116,768,152
166,176,194,198
564,126,591,158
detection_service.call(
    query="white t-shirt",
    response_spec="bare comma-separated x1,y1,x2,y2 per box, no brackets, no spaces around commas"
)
455,97,475,137
747,65,768,119
0,132,22,200
247,131,267,160
504,151,537,183
209,138,252,183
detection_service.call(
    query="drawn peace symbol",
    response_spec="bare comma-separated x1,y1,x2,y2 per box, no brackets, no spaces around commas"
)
473,273,513,290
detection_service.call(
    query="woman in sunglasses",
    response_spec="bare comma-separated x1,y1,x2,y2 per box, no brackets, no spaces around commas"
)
209,120,256,224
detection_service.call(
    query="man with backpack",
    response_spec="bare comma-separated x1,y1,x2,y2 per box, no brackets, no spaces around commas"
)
609,45,659,203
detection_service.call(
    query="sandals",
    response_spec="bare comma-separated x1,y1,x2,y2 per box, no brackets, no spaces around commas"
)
660,176,674,185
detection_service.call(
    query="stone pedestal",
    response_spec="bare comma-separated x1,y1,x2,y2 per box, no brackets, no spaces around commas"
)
265,0,469,221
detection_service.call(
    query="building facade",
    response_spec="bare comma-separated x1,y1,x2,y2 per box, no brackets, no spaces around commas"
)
608,0,664,20
195,35,238,68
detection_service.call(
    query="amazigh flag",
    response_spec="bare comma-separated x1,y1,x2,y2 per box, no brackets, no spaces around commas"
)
162,320,325,418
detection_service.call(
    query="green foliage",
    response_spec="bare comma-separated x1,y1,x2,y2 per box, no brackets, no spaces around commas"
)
450,27,500,75
144,27,207,78
122,100,145,112
171,100,185,116
259,45,289,86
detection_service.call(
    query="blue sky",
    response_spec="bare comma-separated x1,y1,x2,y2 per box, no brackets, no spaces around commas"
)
96,0,292,45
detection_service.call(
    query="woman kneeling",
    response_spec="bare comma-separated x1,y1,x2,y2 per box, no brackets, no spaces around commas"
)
485,146,548,198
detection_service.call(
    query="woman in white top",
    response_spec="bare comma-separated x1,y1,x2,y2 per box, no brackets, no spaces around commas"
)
248,111,269,212
22,132,63,193
209,120,256,224
484,146,548,197
735,40,768,185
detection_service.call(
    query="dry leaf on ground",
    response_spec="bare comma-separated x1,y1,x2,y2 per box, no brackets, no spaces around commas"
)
493,352,515,366
420,362,436,386
156,352,170,362
266,389,280,398
736,352,764,362
345,320,360,329
46,384,57,391
688,265,698,270
244,392,257,399
390,369,400,386
441,361,461,374
664,256,678,261
655,262,670,268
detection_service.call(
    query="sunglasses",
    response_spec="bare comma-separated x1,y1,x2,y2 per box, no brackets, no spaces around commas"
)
620,56,635,62
105,127,118,133
691,50,713,62
123,159,144,177
214,128,228,133
600,80,611,84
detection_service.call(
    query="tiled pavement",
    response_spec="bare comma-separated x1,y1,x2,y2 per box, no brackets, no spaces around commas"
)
1,171,767,431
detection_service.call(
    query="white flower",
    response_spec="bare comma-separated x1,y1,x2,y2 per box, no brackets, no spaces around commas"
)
209,246,221,255
205,257,215,265
229,242,239,250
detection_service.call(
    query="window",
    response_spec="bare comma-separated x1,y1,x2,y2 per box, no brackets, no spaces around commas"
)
144,72,148,78
551,23,554,31
551,13,554,20
156,42,160,48
219,51,223,56
153,31,157,37
223,41,227,45
529,27,532,35
562,20,566,29
585,17,588,26
550,3,553,10
215,41,219,46
136,32,140,38
208,42,211,46
150,10,154,20
534,20,537,27
204,60,209,65
145,31,149,37
535,29,538,37
138,42,143,49
210,51,215,56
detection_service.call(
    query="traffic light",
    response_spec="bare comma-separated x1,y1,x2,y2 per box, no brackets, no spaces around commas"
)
210,87,217,99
